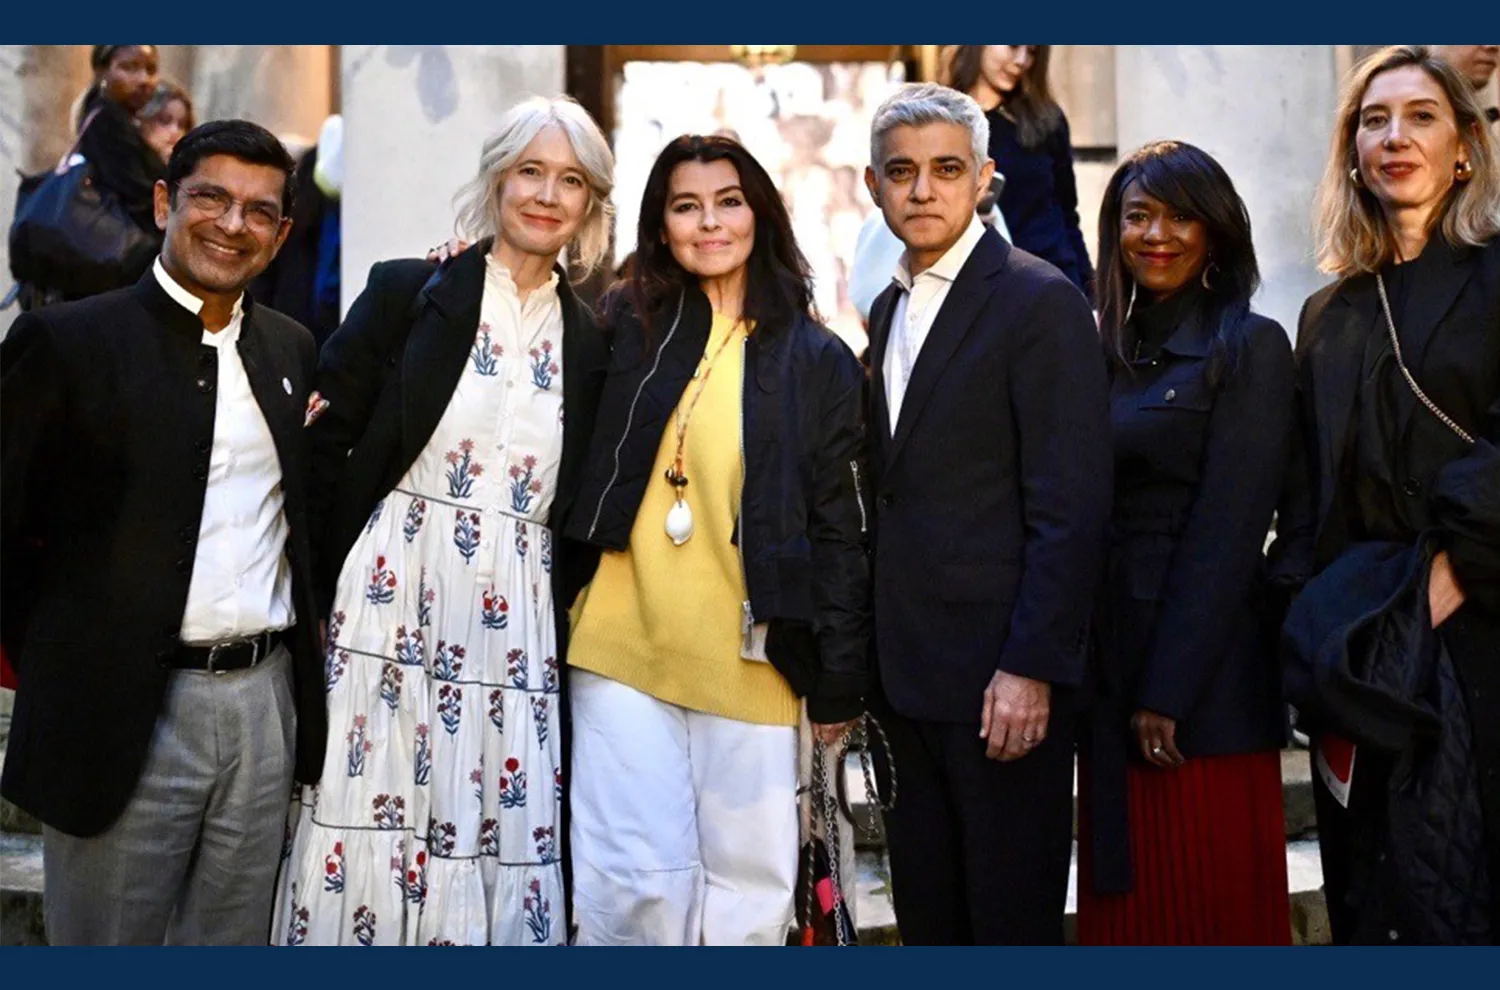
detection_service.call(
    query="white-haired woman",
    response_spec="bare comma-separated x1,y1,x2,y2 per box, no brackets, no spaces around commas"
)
1272,46,1500,944
272,95,615,946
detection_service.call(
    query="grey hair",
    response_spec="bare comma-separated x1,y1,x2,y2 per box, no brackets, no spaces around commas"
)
453,95,615,277
870,82,990,169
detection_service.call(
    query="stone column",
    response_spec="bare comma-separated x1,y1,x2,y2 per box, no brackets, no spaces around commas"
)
339,45,566,313
192,46,334,152
1115,46,1342,337
1,47,27,338
3,46,93,337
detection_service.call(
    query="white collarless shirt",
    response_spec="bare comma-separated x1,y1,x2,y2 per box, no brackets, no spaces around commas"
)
155,259,296,644
882,216,987,434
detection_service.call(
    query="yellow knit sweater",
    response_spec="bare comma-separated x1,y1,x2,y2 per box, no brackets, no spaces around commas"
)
568,314,799,727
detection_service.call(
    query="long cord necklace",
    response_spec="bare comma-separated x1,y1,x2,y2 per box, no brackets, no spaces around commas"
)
664,319,745,546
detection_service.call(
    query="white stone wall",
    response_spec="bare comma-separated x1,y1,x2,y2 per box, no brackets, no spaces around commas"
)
1116,46,1341,338
340,45,565,312
193,46,333,151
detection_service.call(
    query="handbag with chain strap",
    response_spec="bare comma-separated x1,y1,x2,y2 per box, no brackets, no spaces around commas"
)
795,712,897,946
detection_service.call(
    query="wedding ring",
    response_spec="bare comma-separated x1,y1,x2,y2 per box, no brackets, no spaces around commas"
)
1151,745,1164,756
1022,734,1036,745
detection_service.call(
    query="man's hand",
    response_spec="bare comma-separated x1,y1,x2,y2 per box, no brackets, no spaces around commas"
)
1132,709,1184,769
979,670,1050,761
426,238,471,264
812,719,859,747
1429,550,1466,629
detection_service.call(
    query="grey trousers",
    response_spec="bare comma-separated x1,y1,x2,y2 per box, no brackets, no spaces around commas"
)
43,644,297,945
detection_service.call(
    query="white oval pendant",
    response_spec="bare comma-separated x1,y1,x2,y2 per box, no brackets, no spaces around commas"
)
665,498,694,546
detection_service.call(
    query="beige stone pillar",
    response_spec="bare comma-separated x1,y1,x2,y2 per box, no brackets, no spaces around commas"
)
1115,46,1342,337
339,45,566,313
1,46,27,337
3,46,92,336
192,45,333,151
17,45,91,174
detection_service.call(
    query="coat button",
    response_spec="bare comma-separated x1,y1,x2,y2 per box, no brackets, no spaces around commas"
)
879,494,894,508
194,463,209,481
195,438,212,454
176,557,192,575
197,378,214,394
1403,477,1423,498
178,525,197,544
1163,388,1177,402
156,648,174,667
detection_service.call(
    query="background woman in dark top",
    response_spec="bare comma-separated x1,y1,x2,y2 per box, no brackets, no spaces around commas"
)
1077,140,1294,944
1273,46,1500,944
944,45,1095,301
77,45,167,236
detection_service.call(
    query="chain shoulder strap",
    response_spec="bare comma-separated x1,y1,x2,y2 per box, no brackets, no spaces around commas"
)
1376,272,1476,446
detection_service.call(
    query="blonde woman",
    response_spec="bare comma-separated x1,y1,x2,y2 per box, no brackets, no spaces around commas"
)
1272,46,1500,944
273,95,614,945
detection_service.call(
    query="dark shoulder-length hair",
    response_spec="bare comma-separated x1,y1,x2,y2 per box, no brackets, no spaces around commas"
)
631,134,815,340
944,45,1062,149
1097,140,1260,372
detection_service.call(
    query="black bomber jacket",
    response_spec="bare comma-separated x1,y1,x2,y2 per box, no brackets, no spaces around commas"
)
563,285,872,723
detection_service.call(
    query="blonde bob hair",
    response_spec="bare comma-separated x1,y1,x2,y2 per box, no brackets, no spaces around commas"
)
453,95,615,277
1315,45,1500,277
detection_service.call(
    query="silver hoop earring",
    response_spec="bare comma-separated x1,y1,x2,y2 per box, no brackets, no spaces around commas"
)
1124,280,1138,324
1200,261,1219,292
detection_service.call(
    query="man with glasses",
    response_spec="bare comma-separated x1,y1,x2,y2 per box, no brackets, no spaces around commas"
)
1,119,326,944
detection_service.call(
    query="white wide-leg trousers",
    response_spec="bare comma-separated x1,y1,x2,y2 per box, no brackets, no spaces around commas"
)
569,668,799,945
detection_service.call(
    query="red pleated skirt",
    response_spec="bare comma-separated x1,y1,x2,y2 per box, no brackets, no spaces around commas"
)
1077,750,1291,945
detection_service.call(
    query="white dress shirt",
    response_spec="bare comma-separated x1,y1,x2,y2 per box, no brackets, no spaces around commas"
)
882,216,987,433
849,198,1010,322
155,259,295,644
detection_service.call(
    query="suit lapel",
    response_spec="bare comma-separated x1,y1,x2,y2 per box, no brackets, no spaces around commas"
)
401,247,487,471
555,276,605,532
1404,241,1478,371
237,308,301,488
1311,279,1378,532
867,285,898,464
886,229,1007,468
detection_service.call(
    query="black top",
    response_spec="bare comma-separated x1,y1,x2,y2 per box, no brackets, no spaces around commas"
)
1353,246,1457,544
77,91,166,236
988,108,1095,302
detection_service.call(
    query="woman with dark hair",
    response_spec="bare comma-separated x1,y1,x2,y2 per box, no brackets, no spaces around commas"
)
562,134,870,945
944,45,1094,300
1076,140,1294,944
138,79,195,166
1273,46,1500,945
77,45,166,234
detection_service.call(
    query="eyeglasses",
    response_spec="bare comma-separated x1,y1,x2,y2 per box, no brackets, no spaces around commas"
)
172,182,286,234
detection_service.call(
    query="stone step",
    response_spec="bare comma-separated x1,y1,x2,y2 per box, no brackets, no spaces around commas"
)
0,827,1327,946
0,831,45,945
852,838,1329,945
844,746,1317,851
0,692,42,835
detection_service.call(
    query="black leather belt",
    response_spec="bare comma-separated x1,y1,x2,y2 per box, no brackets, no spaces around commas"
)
171,630,285,673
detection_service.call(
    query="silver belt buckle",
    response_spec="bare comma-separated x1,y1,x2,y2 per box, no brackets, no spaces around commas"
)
205,634,261,674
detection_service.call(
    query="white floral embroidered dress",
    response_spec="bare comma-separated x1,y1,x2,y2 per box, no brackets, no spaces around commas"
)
274,257,566,946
